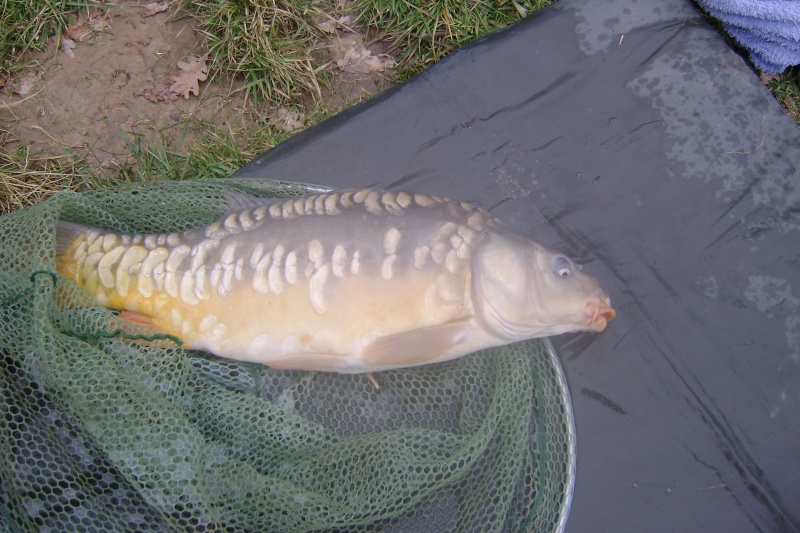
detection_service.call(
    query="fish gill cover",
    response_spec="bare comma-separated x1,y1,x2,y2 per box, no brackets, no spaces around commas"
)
0,178,575,532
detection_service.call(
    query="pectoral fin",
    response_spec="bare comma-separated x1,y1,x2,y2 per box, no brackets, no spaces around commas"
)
362,320,473,367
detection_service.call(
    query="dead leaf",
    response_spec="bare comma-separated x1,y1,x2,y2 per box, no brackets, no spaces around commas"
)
134,82,177,102
62,12,110,44
0,72,12,91
169,53,209,99
134,53,209,103
317,18,338,33
273,107,305,131
65,22,92,41
142,1,169,17
61,38,77,58
11,71,39,96
89,16,112,32
760,72,780,85
316,15,352,33
329,35,394,74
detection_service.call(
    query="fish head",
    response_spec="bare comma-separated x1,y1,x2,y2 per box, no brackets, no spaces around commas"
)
472,231,615,340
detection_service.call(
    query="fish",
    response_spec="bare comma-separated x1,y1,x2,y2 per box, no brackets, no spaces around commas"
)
55,188,615,374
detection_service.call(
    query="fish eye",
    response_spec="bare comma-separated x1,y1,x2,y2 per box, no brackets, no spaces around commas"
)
553,256,573,278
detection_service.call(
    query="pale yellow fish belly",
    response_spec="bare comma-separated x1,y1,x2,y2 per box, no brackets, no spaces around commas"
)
170,267,468,371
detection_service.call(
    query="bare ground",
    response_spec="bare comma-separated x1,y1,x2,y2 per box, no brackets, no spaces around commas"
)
0,0,393,171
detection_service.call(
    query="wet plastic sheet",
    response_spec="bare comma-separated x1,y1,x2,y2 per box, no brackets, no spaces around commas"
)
232,0,800,531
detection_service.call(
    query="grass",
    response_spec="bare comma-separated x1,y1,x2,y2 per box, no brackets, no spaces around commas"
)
0,0,70,72
353,0,553,79
1,99,347,210
181,0,325,106
1,0,799,216
0,132,90,213
112,112,320,184
764,66,800,126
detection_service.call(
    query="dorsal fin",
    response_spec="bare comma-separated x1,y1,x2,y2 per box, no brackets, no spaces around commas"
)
223,191,283,212
56,220,93,256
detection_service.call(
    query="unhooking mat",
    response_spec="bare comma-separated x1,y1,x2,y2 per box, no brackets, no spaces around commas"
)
230,0,800,531
0,179,576,532
3,0,800,531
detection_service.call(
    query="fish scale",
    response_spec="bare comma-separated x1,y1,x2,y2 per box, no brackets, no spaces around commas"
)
55,188,615,374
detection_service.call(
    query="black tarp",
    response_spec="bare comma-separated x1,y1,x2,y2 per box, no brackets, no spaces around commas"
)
231,0,800,531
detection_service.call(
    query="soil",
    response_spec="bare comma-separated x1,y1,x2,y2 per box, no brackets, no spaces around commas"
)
0,1,393,170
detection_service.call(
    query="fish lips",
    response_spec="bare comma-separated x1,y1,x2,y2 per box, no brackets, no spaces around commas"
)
583,295,616,331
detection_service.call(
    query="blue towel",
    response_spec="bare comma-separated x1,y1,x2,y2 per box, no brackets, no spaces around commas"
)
695,0,800,73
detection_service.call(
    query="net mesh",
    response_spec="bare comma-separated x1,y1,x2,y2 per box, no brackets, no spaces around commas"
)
0,179,575,532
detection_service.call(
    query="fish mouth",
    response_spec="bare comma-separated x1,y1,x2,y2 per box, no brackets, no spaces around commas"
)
584,296,616,331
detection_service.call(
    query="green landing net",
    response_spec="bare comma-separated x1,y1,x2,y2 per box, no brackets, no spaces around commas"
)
0,179,576,532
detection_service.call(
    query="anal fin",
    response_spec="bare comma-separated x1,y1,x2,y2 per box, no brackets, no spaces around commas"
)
113,310,179,347
117,310,160,328
362,320,473,367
